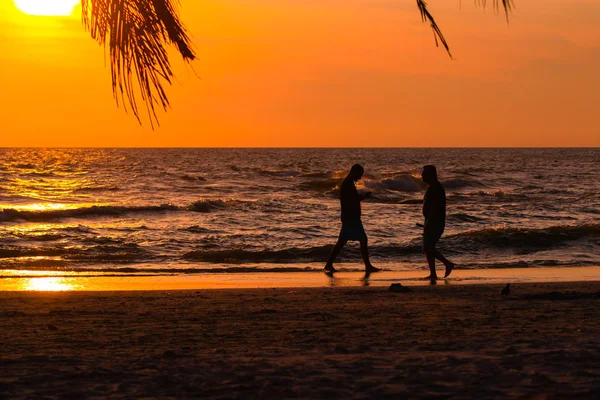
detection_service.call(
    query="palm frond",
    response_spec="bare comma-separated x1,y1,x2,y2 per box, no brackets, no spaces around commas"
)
421,1,514,58
416,0,452,58
473,1,515,23
80,0,195,127
499,0,514,23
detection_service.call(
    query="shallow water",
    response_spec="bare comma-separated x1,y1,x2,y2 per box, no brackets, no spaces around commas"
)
0,148,598,276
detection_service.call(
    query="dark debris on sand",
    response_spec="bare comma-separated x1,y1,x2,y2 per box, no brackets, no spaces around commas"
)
388,283,412,293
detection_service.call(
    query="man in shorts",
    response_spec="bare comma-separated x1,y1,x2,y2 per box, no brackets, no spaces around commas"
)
421,165,454,281
324,164,380,274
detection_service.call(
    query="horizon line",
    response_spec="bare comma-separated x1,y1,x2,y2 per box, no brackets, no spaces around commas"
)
1,146,599,150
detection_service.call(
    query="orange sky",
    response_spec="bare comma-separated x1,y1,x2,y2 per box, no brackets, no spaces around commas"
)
0,0,599,147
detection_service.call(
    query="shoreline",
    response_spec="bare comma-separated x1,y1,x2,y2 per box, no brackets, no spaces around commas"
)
1,265,600,291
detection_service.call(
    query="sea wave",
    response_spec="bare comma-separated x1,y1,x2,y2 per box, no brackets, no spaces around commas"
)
447,190,530,202
24,171,57,178
180,174,207,182
11,163,36,169
259,169,303,177
186,199,244,213
360,176,485,193
445,223,600,250
0,199,246,222
182,244,421,263
0,243,149,262
441,178,486,189
365,196,421,205
0,247,67,258
364,176,422,192
73,185,121,193
447,213,485,223
179,225,214,234
182,245,335,263
0,204,179,222
2,222,598,264
180,223,600,262
0,225,98,241
299,179,343,193
300,170,347,179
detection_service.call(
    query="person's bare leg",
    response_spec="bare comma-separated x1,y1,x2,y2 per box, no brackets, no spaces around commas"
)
360,239,380,273
424,251,437,280
435,250,455,277
325,239,347,272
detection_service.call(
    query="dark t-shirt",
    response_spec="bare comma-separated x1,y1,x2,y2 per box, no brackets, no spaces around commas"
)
423,181,446,227
340,176,362,222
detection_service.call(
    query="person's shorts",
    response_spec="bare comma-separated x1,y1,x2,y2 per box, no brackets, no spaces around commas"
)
339,219,368,242
422,223,445,252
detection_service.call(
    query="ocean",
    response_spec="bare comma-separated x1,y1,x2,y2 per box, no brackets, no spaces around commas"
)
0,148,598,277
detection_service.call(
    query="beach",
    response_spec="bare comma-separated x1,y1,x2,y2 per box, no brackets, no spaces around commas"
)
2,280,599,399
1,148,599,398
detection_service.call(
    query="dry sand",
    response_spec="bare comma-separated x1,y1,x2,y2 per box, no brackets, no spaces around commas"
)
1,282,600,399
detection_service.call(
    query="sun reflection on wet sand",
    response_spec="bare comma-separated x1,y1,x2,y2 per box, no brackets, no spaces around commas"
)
24,277,78,291
0,266,598,291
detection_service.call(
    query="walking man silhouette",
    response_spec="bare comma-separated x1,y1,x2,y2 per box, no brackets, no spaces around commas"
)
421,165,455,281
324,164,380,274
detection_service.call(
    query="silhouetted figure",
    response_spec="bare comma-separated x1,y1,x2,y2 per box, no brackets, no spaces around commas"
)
324,164,380,274
500,283,511,297
421,165,455,281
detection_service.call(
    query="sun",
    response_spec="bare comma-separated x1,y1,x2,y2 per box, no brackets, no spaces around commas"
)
14,0,79,16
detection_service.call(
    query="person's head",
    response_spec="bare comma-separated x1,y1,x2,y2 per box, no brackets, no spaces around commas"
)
349,164,364,181
421,165,438,184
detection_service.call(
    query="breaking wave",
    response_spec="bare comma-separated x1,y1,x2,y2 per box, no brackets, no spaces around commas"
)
364,176,422,192
182,244,421,263
299,179,342,193
445,223,600,250
363,176,484,193
0,199,245,222
448,213,485,223
0,205,179,222
259,169,303,177
186,199,243,213
442,179,486,189
181,223,600,263
0,243,150,263
180,174,207,182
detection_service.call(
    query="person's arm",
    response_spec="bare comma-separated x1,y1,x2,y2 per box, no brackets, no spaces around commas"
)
348,182,370,202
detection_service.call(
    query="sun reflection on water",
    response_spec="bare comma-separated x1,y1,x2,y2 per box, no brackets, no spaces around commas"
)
25,277,77,291
8,203,82,212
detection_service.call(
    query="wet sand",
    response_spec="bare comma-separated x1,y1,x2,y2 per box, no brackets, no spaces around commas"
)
2,265,600,291
1,281,600,399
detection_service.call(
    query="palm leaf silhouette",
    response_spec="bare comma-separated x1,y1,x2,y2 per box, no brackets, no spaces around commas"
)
80,0,195,127
80,1,512,126
418,0,514,58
